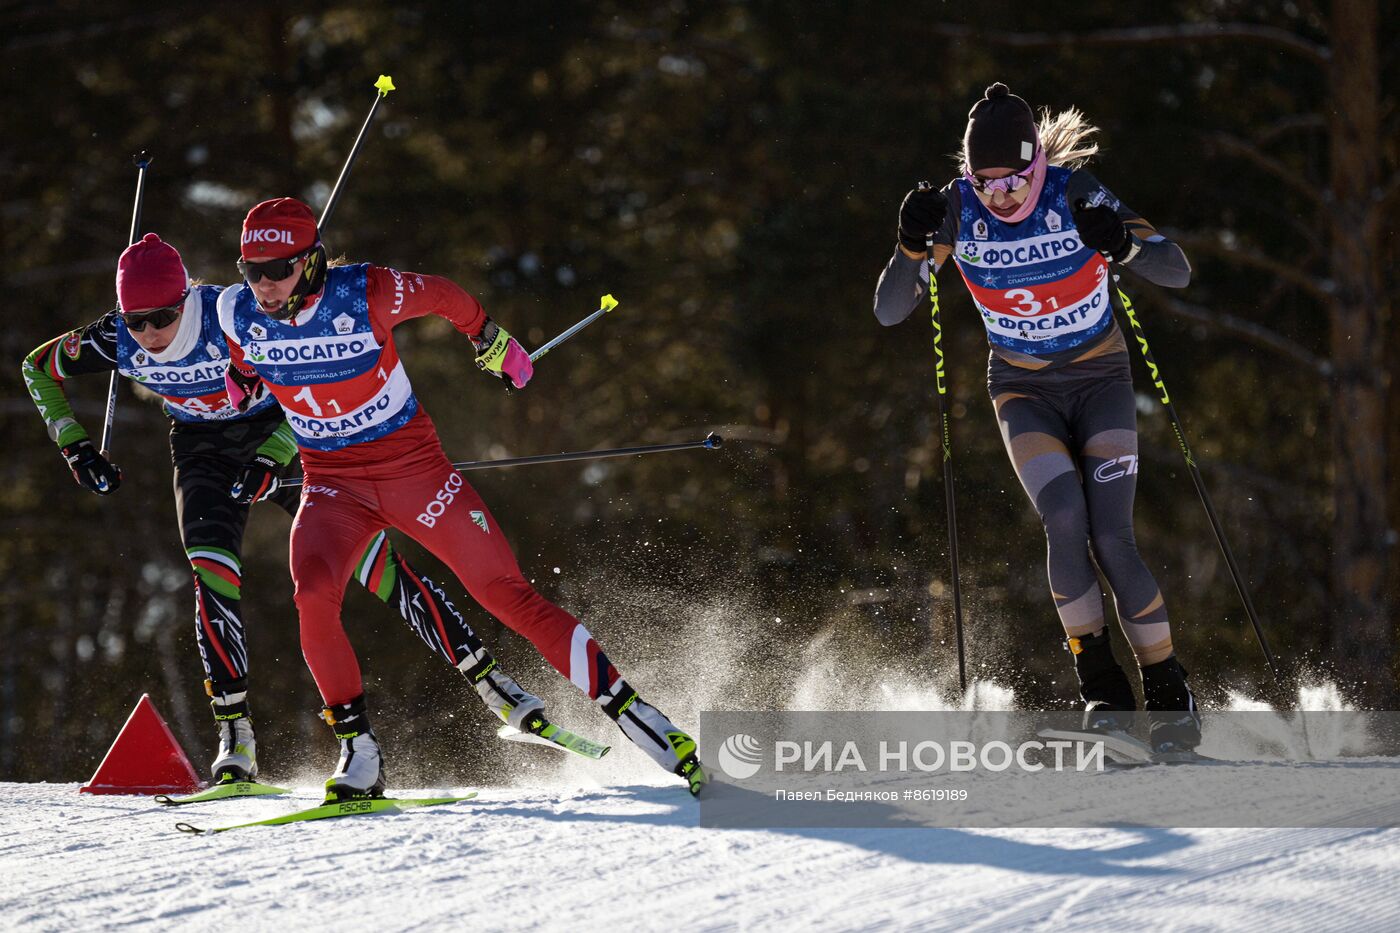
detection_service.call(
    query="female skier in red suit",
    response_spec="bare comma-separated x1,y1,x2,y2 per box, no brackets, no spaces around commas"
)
220,198,705,798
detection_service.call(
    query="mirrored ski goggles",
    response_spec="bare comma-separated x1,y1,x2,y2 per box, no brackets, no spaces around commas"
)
964,162,1037,194
121,295,186,332
237,251,308,284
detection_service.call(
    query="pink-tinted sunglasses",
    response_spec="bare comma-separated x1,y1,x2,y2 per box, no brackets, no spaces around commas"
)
964,162,1036,194
964,146,1044,194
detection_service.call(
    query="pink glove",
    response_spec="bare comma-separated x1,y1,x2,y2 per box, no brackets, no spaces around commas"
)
497,339,534,389
225,363,263,413
473,319,534,389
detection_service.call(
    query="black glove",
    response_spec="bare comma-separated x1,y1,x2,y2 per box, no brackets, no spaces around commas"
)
61,440,122,495
897,183,949,254
229,454,283,504
1073,199,1135,262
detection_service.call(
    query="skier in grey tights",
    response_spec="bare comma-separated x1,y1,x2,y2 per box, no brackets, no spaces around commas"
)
873,83,1200,753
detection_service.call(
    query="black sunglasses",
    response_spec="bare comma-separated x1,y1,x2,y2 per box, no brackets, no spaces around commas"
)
121,294,187,332
237,251,308,284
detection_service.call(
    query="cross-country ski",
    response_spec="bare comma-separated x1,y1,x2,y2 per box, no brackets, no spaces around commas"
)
173,793,478,835
155,781,291,807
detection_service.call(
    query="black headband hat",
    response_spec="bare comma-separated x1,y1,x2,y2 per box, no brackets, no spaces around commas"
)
964,82,1038,172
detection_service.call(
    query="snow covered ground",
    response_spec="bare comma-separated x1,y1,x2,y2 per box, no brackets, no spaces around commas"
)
4,778,1399,932
5,673,1394,931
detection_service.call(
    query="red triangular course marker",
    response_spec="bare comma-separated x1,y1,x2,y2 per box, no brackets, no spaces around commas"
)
80,693,204,795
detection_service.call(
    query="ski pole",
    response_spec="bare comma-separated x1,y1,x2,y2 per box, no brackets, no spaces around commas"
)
318,75,396,230
530,294,619,363
283,75,396,319
98,151,153,459
280,433,724,488
924,193,967,694
1115,282,1282,686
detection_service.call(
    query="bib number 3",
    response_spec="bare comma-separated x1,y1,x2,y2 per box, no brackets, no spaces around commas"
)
1004,289,1042,316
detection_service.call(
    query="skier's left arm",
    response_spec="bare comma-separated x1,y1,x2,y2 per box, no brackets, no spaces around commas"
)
21,312,125,494
255,421,298,466
1068,170,1191,288
365,266,533,388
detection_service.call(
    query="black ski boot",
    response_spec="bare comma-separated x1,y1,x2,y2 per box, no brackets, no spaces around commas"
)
1142,655,1201,755
1070,630,1137,732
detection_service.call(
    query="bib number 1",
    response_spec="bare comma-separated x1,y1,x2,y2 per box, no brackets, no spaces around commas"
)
293,386,342,416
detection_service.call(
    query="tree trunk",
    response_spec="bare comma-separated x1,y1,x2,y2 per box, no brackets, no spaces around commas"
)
1326,0,1392,704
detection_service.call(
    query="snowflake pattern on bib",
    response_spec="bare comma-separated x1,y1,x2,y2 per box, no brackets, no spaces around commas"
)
951,166,1114,358
222,264,420,451
116,286,276,423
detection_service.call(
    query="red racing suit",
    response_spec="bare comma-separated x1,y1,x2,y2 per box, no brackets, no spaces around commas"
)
219,266,618,706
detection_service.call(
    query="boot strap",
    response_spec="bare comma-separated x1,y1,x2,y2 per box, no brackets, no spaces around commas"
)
601,685,638,721
321,695,370,738
459,654,498,684
211,698,250,721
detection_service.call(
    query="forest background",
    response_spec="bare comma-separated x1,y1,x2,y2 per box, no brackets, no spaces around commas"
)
2,1,1395,782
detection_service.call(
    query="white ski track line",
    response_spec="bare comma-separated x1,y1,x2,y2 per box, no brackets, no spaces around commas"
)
946,829,1337,932
1081,830,1400,933
1041,878,1108,930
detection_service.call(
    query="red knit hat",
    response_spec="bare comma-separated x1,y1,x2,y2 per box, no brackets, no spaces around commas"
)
116,233,189,312
240,197,319,260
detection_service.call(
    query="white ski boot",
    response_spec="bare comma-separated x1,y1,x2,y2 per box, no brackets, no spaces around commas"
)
209,689,257,783
598,679,707,797
321,696,386,800
459,649,547,732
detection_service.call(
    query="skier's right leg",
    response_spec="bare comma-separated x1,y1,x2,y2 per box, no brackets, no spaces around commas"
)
287,481,381,705
1066,629,1137,731
321,694,387,801
288,479,390,797
380,454,707,794
269,476,547,732
993,388,1135,719
172,438,258,782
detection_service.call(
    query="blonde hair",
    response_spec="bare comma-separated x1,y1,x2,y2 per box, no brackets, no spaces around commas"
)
1037,107,1099,169
955,106,1101,172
